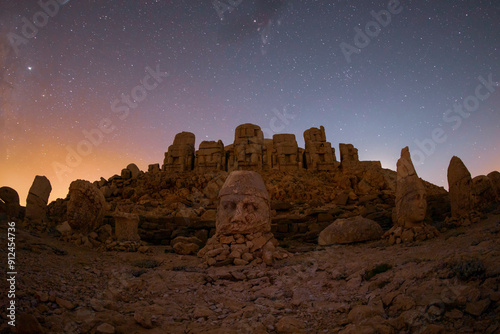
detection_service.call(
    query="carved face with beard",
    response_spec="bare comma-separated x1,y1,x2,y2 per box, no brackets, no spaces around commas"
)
216,171,271,235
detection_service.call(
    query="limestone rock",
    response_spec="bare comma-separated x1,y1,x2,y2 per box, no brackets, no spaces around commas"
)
228,123,264,171
113,212,140,241
318,216,383,245
303,126,337,171
272,134,301,172
196,140,225,172
126,163,141,178
447,156,478,225
25,175,52,224
199,171,289,265
384,147,439,243
67,180,106,233
0,186,20,219
472,175,497,210
148,163,160,173
163,131,195,172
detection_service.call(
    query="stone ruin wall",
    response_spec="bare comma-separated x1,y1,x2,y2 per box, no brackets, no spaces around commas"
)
160,123,381,173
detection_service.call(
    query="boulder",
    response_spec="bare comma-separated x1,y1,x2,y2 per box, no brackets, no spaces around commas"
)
0,186,20,218
318,216,383,245
67,180,106,233
127,163,141,178
447,156,478,225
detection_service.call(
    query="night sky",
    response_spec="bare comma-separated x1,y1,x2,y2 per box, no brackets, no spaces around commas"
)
1,0,499,204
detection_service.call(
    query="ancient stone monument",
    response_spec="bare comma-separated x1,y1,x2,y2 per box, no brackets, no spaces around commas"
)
447,156,479,225
384,147,438,243
163,131,195,172
25,175,52,225
195,140,225,172
303,126,338,171
318,216,383,245
339,143,359,168
198,171,288,265
148,163,160,173
0,186,21,220
272,134,301,171
228,123,264,171
67,180,106,233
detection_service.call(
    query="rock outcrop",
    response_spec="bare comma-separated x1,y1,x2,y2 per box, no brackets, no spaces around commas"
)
163,131,195,172
303,126,338,171
25,175,52,225
384,147,438,243
0,186,21,220
447,156,479,225
196,140,225,172
272,134,301,171
318,216,383,245
67,180,106,233
198,171,289,265
113,212,140,241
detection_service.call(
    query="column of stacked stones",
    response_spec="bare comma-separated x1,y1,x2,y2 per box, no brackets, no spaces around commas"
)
197,171,289,266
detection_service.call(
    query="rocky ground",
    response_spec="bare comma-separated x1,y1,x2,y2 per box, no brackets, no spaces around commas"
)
1,214,499,333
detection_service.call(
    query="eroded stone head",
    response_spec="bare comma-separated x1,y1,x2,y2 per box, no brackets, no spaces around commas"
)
216,171,270,235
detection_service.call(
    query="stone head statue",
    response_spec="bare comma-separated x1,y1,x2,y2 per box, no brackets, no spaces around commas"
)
216,171,271,235
396,147,427,227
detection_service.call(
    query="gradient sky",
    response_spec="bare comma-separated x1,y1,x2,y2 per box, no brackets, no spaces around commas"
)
1,0,499,205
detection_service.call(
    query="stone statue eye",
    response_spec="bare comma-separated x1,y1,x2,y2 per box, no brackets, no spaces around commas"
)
244,203,256,211
223,202,236,211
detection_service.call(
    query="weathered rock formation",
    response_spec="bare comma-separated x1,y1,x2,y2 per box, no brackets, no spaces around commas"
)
339,143,359,168
113,212,140,241
228,123,265,171
384,147,438,243
472,175,497,211
67,180,106,233
447,156,479,225
318,216,383,245
148,163,160,173
196,140,225,172
488,171,500,200
0,186,21,220
303,126,338,171
198,171,289,265
163,131,195,172
272,134,301,171
25,175,52,225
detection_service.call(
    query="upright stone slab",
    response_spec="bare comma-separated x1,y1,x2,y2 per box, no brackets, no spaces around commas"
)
195,140,225,172
198,171,289,266
163,131,195,172
229,123,264,171
303,126,337,171
272,134,301,171
447,156,479,225
384,147,438,244
25,175,52,225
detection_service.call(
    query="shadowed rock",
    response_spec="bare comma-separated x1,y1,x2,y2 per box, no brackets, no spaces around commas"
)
318,216,383,245
0,186,20,219
67,180,106,233
25,175,52,225
163,131,195,172
447,156,479,225
384,147,438,243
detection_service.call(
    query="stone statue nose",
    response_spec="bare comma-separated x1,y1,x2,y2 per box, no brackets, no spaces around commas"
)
231,203,245,222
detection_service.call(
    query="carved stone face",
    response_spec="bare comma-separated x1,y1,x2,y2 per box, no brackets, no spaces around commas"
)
400,186,427,227
216,194,270,235
215,171,271,235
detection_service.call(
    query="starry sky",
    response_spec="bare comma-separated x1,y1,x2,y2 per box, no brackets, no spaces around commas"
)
1,0,499,205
